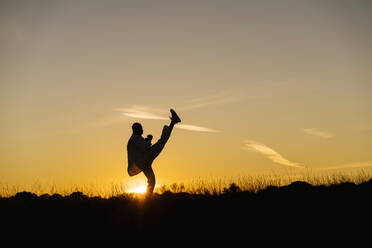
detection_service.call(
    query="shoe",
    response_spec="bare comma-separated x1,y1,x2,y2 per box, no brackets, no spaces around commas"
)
170,109,181,124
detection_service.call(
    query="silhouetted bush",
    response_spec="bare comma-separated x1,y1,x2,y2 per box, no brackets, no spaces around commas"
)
223,183,241,194
68,191,87,200
49,193,63,200
13,191,38,200
39,193,50,199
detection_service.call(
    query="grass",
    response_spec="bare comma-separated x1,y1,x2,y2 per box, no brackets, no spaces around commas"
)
1,169,371,240
1,169,371,197
156,169,372,194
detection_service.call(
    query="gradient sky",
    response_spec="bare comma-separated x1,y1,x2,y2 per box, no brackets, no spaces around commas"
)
1,0,371,190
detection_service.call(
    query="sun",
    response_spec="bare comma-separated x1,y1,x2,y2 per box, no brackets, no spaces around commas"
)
126,184,160,194
127,185,147,194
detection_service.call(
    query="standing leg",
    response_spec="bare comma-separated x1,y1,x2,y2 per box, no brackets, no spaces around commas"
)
141,123,174,198
142,166,155,197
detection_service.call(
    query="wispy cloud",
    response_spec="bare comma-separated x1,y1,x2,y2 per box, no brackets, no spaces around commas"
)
303,128,334,139
182,91,235,110
118,106,219,133
176,124,220,133
321,161,372,170
118,106,168,120
244,140,304,168
181,89,270,111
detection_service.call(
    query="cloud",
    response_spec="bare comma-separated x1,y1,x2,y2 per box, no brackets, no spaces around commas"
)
321,161,372,170
176,124,220,133
181,89,270,111
244,140,304,168
117,106,168,120
303,128,334,139
118,106,219,133
121,110,168,120
182,92,234,110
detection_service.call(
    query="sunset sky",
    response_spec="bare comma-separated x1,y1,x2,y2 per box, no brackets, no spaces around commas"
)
1,1,371,191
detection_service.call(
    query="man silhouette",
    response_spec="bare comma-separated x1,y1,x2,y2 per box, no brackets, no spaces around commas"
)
127,109,181,197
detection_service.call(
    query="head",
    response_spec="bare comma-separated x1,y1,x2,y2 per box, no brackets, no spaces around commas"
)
132,122,143,135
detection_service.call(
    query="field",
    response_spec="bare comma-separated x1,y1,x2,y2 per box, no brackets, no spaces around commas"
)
1,171,371,242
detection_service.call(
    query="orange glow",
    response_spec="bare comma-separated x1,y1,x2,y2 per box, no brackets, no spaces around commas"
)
127,185,147,194
1,1,371,190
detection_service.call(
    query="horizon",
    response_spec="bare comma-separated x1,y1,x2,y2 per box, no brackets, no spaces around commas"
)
1,1,371,192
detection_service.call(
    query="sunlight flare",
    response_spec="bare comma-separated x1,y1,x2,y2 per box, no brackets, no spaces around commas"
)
126,185,148,194
126,184,161,194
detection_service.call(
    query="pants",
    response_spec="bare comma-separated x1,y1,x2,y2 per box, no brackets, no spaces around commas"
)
143,124,173,196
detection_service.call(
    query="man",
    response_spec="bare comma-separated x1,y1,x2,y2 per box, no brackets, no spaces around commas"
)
127,109,181,197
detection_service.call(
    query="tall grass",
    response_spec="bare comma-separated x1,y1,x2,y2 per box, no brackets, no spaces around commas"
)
156,169,372,195
1,169,371,198
0,181,127,198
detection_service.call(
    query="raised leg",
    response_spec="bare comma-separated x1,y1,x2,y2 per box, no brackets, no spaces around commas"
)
146,123,174,162
141,109,181,197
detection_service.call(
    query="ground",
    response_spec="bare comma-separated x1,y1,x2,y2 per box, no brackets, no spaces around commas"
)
1,179,371,243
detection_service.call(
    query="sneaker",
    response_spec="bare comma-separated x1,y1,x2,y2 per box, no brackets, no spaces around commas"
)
170,109,181,124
